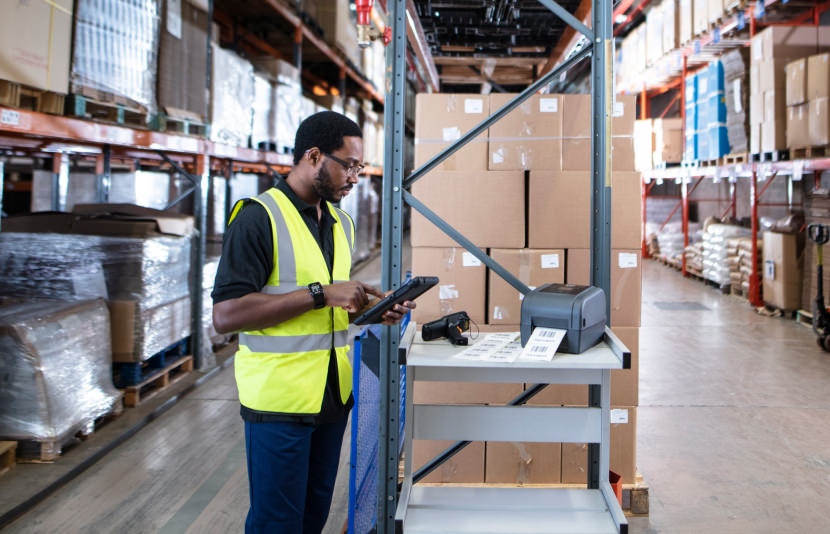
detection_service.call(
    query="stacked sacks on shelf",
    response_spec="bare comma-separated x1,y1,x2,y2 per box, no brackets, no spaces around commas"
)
0,300,122,454
685,242,704,276
0,206,194,364
737,238,763,298
703,223,750,286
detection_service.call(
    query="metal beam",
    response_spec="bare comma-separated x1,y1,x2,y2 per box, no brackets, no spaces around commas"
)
403,190,531,295
404,44,593,189
191,154,209,369
538,0,594,40
539,0,593,77
590,0,612,318
378,0,407,530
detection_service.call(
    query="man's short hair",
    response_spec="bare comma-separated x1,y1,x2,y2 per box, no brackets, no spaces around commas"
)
293,111,363,164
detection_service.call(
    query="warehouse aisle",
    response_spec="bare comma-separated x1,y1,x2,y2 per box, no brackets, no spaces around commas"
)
7,257,829,533
628,260,830,533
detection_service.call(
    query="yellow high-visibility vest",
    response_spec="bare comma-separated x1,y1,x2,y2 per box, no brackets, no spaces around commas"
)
229,187,355,415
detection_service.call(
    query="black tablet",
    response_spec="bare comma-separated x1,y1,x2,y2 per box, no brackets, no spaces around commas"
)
353,276,439,325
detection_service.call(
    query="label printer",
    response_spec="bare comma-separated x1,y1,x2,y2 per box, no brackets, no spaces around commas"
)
520,284,607,354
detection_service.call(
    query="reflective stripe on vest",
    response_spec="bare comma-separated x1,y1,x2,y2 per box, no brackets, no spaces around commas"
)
231,187,354,415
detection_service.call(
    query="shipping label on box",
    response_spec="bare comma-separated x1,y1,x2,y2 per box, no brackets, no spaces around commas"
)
561,406,638,483
415,93,489,171
488,94,563,171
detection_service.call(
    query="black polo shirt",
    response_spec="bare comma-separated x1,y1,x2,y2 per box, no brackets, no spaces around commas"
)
212,177,354,424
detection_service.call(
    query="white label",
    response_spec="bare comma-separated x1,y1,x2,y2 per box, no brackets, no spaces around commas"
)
71,265,109,299
462,252,482,267
700,78,708,94
733,79,742,113
442,126,460,141
167,0,183,39
539,98,559,113
464,98,483,114
518,286,536,301
493,306,504,320
541,254,560,269
610,409,629,424
519,327,567,362
765,260,775,280
613,101,624,117
439,284,459,300
618,252,638,269
1,109,20,126
492,149,504,164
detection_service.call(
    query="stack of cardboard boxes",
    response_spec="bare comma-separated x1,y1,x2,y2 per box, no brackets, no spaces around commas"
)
787,51,830,150
750,26,825,155
763,232,803,311
410,92,643,485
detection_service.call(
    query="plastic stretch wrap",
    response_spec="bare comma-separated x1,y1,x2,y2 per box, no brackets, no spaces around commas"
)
339,179,378,264
0,300,120,442
200,256,228,368
72,0,160,112
703,224,750,285
211,43,254,147
0,232,192,362
252,73,277,149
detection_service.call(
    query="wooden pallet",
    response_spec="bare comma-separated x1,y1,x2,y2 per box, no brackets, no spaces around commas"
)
150,107,209,137
66,92,148,128
0,441,16,476
122,355,194,408
14,396,124,463
698,158,720,167
0,79,65,114
722,152,748,165
791,145,830,160
751,150,789,163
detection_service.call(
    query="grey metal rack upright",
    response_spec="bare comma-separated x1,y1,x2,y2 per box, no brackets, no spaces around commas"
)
378,0,618,532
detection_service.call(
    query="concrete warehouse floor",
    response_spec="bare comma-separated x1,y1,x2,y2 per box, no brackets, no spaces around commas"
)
3,256,829,533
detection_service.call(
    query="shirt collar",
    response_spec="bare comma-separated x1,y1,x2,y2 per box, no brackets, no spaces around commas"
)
275,178,336,224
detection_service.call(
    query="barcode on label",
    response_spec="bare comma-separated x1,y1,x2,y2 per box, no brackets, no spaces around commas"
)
537,329,558,339
531,345,547,353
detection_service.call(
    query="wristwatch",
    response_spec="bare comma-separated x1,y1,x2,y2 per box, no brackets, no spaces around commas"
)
308,282,326,309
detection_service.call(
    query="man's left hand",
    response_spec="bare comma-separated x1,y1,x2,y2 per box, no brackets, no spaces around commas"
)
380,300,416,325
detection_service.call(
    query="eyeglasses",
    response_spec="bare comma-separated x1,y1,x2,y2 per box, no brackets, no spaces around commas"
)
322,152,365,177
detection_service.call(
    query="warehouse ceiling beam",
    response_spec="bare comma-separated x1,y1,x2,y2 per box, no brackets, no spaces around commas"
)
538,0,591,79
404,43,593,188
406,0,440,92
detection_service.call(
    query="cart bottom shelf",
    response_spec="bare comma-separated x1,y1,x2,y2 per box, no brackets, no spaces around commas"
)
402,485,623,533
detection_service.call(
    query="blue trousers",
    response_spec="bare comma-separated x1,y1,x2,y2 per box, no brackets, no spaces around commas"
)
244,417,348,534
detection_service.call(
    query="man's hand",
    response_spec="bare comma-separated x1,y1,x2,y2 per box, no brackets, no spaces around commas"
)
324,281,385,313
379,290,416,326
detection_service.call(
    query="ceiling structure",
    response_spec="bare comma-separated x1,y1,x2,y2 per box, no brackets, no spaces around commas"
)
412,0,585,92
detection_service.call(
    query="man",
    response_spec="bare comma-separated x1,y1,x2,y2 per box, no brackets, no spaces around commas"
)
212,111,414,533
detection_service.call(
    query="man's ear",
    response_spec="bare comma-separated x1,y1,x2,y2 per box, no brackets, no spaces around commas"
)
306,147,321,166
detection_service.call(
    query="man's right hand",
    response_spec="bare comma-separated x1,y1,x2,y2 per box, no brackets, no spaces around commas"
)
324,281,385,313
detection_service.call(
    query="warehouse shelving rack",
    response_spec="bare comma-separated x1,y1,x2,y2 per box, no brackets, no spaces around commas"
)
376,0,621,532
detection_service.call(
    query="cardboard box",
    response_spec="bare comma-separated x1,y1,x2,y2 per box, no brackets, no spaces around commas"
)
411,247,486,325
410,171,524,248
809,97,830,146
613,137,636,171
313,0,360,65
758,59,787,94
561,406,637,484
785,58,807,106
487,249,566,325
652,118,684,165
527,326,640,407
414,382,523,405
749,62,760,95
633,120,654,171
0,0,72,93
749,92,764,125
562,138,591,171
563,94,592,138
415,94,489,171
808,53,830,101
679,0,693,44
763,232,803,311
485,442,561,484
787,104,810,149
761,118,787,152
413,440,484,483
488,94,562,170
612,172,644,250
707,0,723,25
763,89,786,124
566,249,642,327
613,94,637,136
528,172,590,249
108,296,192,362
750,122,761,154
158,0,209,119
753,26,818,62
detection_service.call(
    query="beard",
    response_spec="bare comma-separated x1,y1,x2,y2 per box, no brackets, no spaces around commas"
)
311,163,342,203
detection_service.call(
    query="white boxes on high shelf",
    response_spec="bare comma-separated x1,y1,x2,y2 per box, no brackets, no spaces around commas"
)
396,325,631,533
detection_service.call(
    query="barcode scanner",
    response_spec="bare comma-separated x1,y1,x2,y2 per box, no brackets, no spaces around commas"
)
422,311,471,346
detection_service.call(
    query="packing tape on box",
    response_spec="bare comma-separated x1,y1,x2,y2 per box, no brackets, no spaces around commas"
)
511,442,533,485
42,0,72,15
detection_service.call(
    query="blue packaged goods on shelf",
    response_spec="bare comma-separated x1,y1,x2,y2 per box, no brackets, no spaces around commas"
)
706,60,725,96
697,128,710,160
685,73,697,105
684,132,698,161
707,125,731,159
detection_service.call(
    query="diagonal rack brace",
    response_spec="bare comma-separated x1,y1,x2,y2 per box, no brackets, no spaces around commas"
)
403,44,593,189
157,150,199,186
403,191,531,295
538,0,594,41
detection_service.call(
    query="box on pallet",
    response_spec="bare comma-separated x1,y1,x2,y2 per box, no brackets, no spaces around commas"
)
488,94,562,170
487,249,565,325
0,0,72,94
211,44,254,147
529,171,590,249
486,442,561,484
809,98,830,146
526,326,639,408
158,0,209,122
413,440,484,483
762,232,803,311
307,0,360,65
785,58,807,106
567,250,642,327
415,94,489,171
410,171,524,248
561,406,638,484
808,53,830,101
787,104,810,149
411,247,486,325
653,118,684,166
